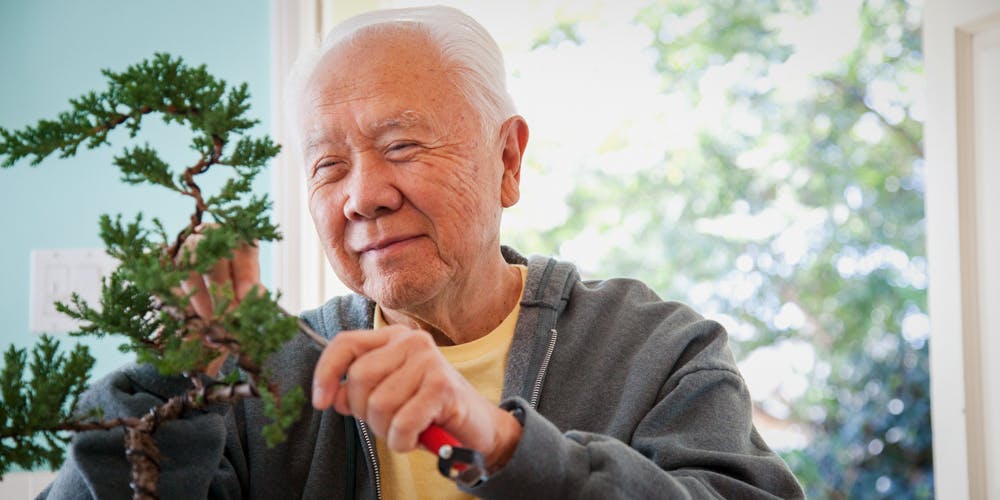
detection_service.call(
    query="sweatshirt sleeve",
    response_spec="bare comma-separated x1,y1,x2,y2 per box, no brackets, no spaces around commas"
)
467,389,801,500
37,364,243,500
462,316,804,499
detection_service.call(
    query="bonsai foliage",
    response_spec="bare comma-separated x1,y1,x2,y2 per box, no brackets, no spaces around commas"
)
0,54,303,498
0,337,94,474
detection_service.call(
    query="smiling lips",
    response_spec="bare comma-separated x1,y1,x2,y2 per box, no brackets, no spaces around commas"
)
358,235,421,255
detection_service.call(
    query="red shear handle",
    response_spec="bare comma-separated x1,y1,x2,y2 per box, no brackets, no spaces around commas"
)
419,424,463,454
419,425,487,484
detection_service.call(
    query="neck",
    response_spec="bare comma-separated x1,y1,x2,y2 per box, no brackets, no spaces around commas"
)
380,253,522,345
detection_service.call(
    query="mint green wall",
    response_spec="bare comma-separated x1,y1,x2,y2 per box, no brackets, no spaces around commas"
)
0,1,272,380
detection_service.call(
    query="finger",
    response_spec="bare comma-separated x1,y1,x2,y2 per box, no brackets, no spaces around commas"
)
204,256,234,313
342,344,405,419
385,379,442,452
231,242,262,301
180,270,214,320
204,350,229,378
174,228,212,316
339,330,437,417
355,351,419,436
176,226,205,267
312,330,392,410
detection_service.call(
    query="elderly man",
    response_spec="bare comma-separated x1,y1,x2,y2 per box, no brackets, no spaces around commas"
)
42,5,803,499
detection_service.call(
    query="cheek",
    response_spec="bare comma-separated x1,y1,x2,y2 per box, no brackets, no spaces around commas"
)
308,187,346,242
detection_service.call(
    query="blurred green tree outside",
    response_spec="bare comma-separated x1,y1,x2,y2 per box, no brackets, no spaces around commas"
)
499,0,930,497
2,0,930,495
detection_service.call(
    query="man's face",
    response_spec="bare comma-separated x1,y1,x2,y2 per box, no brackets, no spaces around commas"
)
297,29,516,309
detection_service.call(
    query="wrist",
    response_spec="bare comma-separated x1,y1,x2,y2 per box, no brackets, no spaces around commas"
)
485,406,523,472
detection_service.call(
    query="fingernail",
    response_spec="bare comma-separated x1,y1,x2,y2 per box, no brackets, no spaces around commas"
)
312,384,327,408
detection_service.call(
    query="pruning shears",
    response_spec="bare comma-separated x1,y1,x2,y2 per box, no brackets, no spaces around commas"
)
293,315,488,485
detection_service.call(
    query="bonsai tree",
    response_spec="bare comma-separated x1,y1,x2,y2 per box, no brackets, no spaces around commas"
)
0,54,305,499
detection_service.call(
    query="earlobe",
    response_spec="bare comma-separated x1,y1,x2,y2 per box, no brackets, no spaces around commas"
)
500,169,520,207
499,116,529,208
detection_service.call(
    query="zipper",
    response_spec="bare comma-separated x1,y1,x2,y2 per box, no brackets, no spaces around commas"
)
529,328,558,408
354,328,556,497
357,419,383,500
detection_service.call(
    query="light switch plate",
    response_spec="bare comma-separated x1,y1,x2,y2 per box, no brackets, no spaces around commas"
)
29,248,118,334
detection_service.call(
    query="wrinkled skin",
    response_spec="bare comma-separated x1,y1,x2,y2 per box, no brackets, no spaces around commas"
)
297,28,530,468
297,30,525,341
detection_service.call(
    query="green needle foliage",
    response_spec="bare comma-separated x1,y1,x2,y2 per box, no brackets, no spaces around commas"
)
0,53,303,496
0,337,94,473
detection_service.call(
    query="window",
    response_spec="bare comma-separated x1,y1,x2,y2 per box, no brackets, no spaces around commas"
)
271,1,930,496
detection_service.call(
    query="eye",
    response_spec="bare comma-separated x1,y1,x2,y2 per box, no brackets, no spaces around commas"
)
385,142,419,161
312,159,349,182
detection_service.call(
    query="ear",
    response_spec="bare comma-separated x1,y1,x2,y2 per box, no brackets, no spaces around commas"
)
498,115,529,208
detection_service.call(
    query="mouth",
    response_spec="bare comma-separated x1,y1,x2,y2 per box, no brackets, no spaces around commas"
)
358,235,421,254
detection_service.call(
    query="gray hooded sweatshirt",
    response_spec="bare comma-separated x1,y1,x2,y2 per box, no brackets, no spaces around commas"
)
40,249,804,499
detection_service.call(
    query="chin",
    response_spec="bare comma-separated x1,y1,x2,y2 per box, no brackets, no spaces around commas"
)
364,267,445,310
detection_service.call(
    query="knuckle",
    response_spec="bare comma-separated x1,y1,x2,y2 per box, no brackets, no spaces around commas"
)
346,363,373,387
414,331,435,348
422,373,451,397
328,331,358,350
398,330,433,350
366,391,392,416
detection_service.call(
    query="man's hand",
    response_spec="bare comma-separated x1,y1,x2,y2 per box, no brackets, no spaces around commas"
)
179,225,263,320
311,326,523,471
176,224,264,376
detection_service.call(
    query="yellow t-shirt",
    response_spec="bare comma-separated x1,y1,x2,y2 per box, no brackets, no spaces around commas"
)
373,265,527,500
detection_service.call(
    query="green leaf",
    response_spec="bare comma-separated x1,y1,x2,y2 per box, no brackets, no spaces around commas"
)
114,144,178,190
0,337,93,478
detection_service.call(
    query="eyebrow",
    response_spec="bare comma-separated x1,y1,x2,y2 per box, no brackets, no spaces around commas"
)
367,109,425,133
303,109,428,154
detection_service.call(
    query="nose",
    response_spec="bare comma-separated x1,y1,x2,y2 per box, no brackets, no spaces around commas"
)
342,153,403,220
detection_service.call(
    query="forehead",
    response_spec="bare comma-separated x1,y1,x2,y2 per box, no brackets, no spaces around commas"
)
297,28,463,139
325,25,441,76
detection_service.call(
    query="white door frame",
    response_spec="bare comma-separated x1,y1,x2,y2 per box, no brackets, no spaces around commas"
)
269,0,361,313
269,0,320,314
924,1,1000,498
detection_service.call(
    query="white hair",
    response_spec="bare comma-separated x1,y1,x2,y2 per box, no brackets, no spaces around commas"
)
285,5,517,144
